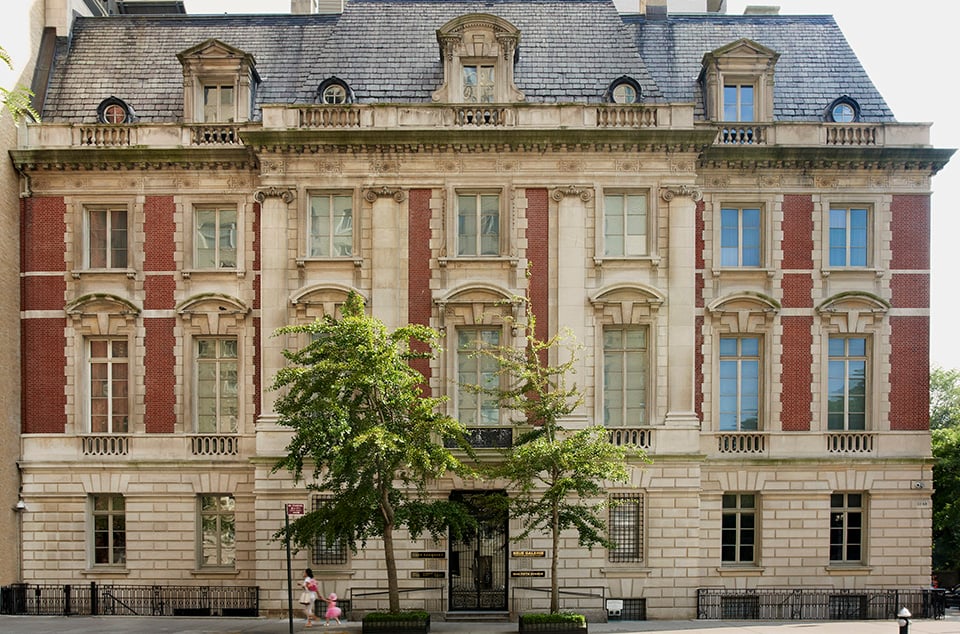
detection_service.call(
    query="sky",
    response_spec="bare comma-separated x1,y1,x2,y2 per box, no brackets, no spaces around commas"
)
5,0,959,367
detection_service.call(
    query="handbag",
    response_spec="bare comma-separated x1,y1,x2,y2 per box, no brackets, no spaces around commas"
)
299,590,314,605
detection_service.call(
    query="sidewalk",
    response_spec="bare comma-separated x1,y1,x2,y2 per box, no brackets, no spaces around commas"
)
0,613,958,634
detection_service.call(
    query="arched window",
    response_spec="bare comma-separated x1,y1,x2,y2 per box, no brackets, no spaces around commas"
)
96,97,135,124
317,77,352,104
826,96,861,123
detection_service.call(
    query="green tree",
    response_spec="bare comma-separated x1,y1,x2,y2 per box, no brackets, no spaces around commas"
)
932,425,960,570
272,292,473,613
930,366,960,430
468,286,642,614
1,46,39,122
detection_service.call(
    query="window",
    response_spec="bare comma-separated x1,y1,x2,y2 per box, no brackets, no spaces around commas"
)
827,96,861,123
308,194,353,257
719,337,760,431
829,206,869,267
457,193,500,256
721,493,756,564
607,76,641,104
827,336,867,430
196,338,239,433
829,493,863,563
199,495,236,568
603,327,648,426
88,339,129,433
322,84,347,104
92,494,126,566
608,494,643,563
719,207,760,267
457,328,501,425
97,97,134,124
723,84,755,122
195,206,237,269
202,84,235,122
462,64,495,103
85,208,128,269
312,496,347,565
604,193,648,257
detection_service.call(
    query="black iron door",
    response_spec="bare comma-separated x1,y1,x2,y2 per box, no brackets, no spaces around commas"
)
448,491,508,611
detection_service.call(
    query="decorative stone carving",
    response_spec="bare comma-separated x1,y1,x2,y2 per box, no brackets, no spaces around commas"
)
363,186,406,203
550,186,593,202
660,185,703,202
254,187,295,204
261,159,285,175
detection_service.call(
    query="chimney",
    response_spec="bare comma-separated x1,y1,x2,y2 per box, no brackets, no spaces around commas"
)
744,5,780,14
291,0,345,13
641,0,668,19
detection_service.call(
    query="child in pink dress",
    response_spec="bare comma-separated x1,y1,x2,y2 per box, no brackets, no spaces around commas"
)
322,592,342,626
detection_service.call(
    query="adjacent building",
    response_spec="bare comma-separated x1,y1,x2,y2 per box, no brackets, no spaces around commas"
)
9,0,952,620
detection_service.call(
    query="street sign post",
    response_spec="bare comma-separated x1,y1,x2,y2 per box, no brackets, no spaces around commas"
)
285,503,305,634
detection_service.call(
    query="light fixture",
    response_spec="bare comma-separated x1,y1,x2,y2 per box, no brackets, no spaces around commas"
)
14,498,26,511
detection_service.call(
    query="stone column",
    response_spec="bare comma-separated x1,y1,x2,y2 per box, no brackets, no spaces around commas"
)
662,185,701,429
254,187,295,421
364,186,407,329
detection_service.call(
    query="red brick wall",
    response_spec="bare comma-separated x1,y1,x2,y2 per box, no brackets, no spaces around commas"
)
21,196,66,272
891,273,930,309
526,188,549,343
144,275,175,311
890,194,930,270
695,315,704,420
143,196,175,271
696,199,705,308
781,194,814,270
781,274,813,309
889,316,929,430
253,317,261,422
22,319,66,433
22,276,65,311
407,189,432,383
252,201,261,272
144,318,176,433
780,316,813,431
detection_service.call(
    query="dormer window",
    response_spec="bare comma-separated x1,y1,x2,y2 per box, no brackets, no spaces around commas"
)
432,14,524,104
607,76,641,104
318,77,352,104
178,39,259,124
97,97,134,124
701,38,779,123
826,96,861,123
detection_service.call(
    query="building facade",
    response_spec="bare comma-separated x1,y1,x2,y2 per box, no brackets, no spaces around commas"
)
10,0,952,619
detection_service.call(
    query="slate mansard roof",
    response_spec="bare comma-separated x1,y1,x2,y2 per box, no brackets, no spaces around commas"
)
42,0,894,124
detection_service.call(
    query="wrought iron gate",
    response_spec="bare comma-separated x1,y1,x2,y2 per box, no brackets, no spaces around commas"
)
449,491,507,611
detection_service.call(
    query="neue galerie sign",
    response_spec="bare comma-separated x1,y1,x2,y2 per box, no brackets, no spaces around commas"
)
511,550,546,557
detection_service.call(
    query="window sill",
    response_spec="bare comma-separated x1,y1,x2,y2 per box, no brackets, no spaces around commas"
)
820,267,884,278
190,568,240,577
716,565,764,576
438,256,520,267
181,269,245,279
296,257,363,268
71,268,136,280
593,255,661,269
600,566,650,578
82,567,130,576
711,267,774,279
313,569,356,578
825,564,872,575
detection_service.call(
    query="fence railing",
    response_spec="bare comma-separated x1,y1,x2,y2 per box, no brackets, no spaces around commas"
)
697,587,945,620
0,583,258,617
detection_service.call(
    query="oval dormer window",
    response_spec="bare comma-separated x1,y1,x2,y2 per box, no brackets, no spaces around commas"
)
97,97,134,124
827,96,861,123
318,78,351,105
607,76,641,104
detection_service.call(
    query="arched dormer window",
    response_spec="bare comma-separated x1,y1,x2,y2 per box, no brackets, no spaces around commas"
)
96,96,135,124
825,95,861,123
177,39,259,124
432,13,524,104
700,38,779,122
606,76,642,104
317,77,353,104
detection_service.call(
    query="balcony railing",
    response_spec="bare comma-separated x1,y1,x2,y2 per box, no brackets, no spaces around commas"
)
715,124,769,145
826,432,875,453
81,435,130,456
190,434,240,456
716,432,766,455
607,427,653,449
596,105,658,128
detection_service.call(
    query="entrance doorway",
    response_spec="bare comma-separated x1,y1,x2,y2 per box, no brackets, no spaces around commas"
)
448,491,508,611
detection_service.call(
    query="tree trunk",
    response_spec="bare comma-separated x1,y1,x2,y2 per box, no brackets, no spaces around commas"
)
384,520,400,613
551,498,560,613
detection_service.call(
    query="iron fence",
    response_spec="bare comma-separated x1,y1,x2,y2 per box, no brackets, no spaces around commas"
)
0,583,258,617
697,587,945,620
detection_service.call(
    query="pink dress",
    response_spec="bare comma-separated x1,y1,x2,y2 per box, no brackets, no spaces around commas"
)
325,599,341,620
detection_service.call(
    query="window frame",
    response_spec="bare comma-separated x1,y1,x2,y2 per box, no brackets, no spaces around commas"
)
194,336,240,434
90,493,126,568
86,337,131,434
192,204,239,271
311,495,349,566
721,493,757,565
453,189,505,258
826,335,869,431
197,494,237,570
602,191,652,259
722,81,756,122
461,61,496,104
200,81,237,123
455,326,504,427
829,492,865,564
608,493,644,563
820,195,883,273
306,191,355,259
718,205,762,268
602,325,650,428
828,205,870,268
83,205,129,271
718,336,761,432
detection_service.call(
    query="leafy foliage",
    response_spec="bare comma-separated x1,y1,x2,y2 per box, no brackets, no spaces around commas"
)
467,275,642,613
363,610,429,622
933,425,960,570
1,46,39,122
271,292,474,612
520,612,587,625
931,366,960,430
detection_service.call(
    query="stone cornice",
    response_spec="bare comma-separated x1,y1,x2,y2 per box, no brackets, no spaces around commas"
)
700,144,955,175
9,147,257,172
